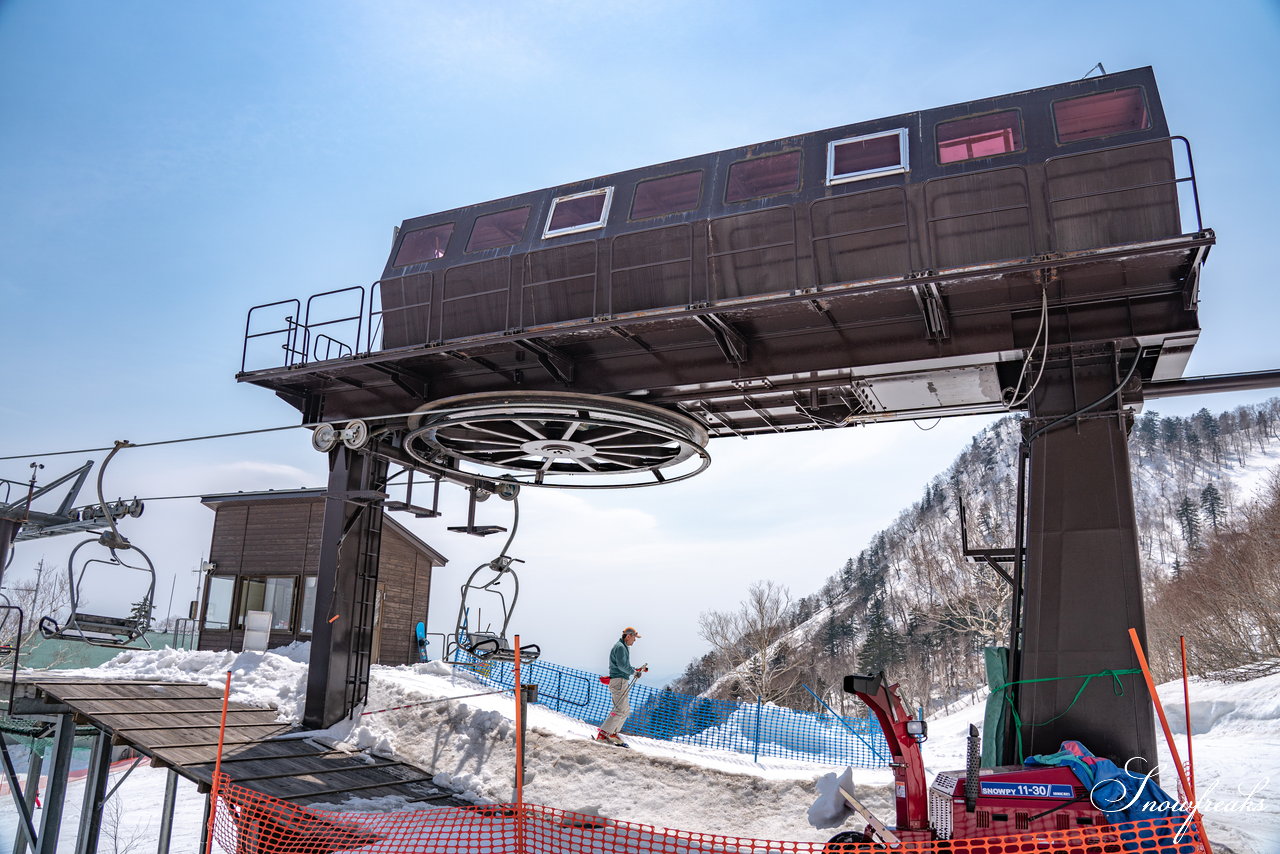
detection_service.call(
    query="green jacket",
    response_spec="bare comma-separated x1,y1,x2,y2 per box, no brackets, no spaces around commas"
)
608,639,632,679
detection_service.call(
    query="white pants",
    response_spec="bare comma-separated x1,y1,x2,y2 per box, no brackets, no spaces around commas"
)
601,677,631,734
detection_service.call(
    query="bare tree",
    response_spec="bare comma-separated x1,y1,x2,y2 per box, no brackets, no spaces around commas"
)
1,558,72,661
101,792,150,854
698,580,800,702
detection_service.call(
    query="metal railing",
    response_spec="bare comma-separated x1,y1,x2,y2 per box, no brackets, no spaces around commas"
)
444,650,888,767
172,618,199,651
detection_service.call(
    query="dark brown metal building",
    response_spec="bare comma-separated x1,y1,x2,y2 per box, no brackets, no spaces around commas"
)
197,490,446,664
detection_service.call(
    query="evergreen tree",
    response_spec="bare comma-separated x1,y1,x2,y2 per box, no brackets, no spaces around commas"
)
1175,496,1201,548
130,596,154,632
1200,483,1224,530
857,596,903,674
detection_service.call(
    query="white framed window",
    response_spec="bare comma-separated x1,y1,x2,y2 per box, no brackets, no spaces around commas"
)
826,129,909,185
543,187,614,238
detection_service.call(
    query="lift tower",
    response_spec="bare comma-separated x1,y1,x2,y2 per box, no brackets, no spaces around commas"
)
238,67,1219,765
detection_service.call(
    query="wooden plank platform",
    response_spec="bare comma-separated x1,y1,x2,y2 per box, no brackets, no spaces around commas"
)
9,676,467,809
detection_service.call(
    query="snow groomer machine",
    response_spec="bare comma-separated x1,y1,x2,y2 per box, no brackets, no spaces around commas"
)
824,672,1111,848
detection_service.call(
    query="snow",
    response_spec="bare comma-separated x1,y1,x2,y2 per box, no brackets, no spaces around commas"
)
5,647,1277,853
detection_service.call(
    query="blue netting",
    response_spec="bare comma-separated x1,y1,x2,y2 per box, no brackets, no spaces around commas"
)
445,651,889,767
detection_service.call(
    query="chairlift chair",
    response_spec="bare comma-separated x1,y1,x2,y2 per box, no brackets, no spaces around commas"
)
36,439,156,649
450,556,540,663
38,536,156,649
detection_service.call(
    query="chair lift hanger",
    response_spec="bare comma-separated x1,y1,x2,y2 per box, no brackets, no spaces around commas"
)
38,441,156,649
449,489,541,664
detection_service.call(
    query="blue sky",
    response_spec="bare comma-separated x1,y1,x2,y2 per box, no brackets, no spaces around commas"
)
1,1,1278,682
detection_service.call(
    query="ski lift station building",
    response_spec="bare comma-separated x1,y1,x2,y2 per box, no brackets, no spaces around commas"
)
197,489,447,663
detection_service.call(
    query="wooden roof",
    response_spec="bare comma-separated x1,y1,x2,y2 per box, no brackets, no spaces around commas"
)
10,676,467,809
199,488,449,567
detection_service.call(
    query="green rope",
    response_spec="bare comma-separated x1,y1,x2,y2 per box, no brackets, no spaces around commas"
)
992,668,1142,760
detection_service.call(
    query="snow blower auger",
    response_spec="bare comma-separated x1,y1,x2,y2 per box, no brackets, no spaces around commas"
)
819,672,1116,851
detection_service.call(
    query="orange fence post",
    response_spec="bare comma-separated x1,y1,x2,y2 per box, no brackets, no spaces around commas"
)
1180,635,1196,800
513,633,524,806
1128,628,1213,854
204,670,232,854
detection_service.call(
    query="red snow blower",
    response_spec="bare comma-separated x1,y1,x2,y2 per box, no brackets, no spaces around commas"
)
825,672,1108,849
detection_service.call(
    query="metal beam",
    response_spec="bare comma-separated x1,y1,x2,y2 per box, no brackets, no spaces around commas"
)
1143,368,1280,399
157,769,178,854
37,714,76,854
74,729,112,854
694,314,748,365
1,734,40,854
1015,344,1156,770
304,448,388,729
515,339,575,384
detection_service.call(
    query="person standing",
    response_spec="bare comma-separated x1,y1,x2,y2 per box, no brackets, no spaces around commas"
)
598,627,647,747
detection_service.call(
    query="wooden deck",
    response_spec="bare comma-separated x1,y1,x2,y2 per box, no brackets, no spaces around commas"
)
7,676,467,809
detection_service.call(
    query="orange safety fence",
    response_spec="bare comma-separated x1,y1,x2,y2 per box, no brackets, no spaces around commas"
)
211,774,1210,854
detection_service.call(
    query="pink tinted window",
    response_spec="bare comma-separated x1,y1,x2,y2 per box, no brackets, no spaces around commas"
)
631,171,703,219
394,223,454,266
725,151,801,202
467,206,530,252
830,132,903,180
937,111,1022,164
546,189,611,235
1054,88,1150,143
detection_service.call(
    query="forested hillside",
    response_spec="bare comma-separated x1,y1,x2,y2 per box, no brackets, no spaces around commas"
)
673,399,1280,716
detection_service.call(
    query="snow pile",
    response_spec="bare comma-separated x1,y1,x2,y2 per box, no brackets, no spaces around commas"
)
59,641,312,721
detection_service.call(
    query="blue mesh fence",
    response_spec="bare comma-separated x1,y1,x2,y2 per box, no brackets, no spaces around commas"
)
445,651,888,767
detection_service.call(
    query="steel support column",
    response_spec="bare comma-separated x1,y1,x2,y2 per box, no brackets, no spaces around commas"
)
0,517,19,587
303,446,388,729
74,729,112,854
12,743,42,854
37,714,77,854
1015,343,1156,769
157,768,179,854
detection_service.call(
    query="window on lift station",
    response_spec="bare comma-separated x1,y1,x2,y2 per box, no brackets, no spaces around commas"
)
394,222,455,266
467,206,531,252
299,576,318,634
827,129,908,184
1053,87,1150,143
203,575,236,630
237,576,297,632
937,110,1023,164
544,187,613,237
630,171,703,219
725,150,801,202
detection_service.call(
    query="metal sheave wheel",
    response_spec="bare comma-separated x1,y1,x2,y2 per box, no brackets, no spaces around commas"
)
312,423,339,453
404,391,711,489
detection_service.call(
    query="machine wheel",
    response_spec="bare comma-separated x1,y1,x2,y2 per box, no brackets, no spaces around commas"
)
823,831,873,852
404,391,710,489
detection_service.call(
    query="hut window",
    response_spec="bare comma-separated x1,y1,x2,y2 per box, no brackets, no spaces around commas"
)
236,576,297,631
827,130,908,184
467,206,531,252
203,575,236,630
725,150,801,202
394,223,455,266
544,188,613,237
631,171,703,219
1054,88,1150,143
299,576,318,635
937,111,1023,164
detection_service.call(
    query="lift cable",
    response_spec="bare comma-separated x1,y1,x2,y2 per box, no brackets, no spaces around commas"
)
0,400,601,464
